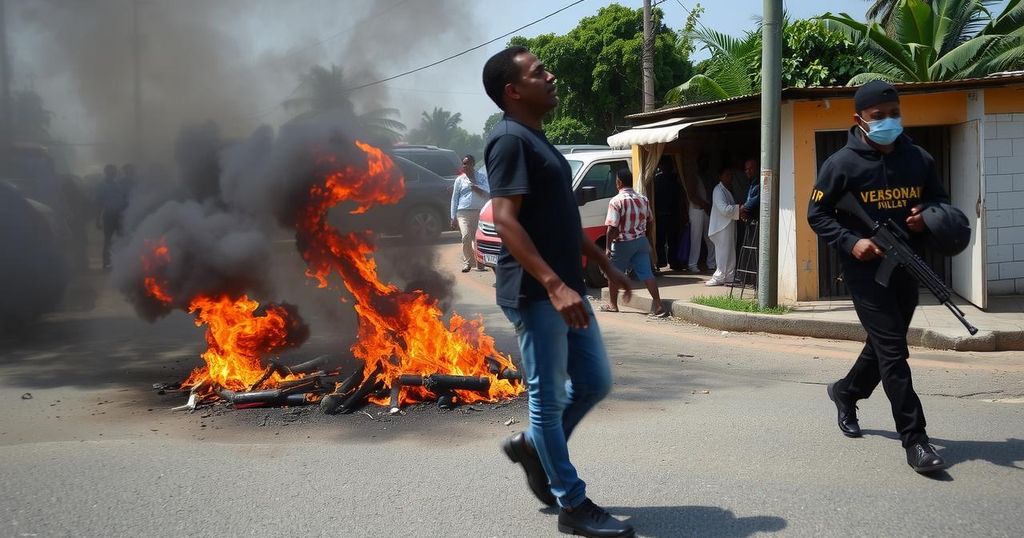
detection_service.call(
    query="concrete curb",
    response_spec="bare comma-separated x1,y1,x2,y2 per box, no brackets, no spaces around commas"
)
600,290,1023,352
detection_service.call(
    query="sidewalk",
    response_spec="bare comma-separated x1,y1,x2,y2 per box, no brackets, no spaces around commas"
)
599,269,1024,352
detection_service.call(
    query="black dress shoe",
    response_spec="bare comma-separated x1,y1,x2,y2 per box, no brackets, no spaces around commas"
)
501,432,556,507
906,442,947,473
827,382,862,438
558,498,635,537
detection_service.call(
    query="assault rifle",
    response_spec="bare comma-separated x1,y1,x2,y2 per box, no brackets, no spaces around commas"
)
835,192,978,335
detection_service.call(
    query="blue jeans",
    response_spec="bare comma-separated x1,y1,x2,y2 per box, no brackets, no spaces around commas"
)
501,299,613,508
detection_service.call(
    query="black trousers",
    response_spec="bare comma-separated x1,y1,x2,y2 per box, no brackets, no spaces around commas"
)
835,266,928,447
654,213,682,268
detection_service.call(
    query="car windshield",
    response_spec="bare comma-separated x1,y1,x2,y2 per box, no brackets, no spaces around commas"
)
567,160,583,178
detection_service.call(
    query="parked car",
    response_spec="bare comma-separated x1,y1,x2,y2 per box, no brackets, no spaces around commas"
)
475,149,633,287
391,145,462,179
333,155,450,242
0,143,73,329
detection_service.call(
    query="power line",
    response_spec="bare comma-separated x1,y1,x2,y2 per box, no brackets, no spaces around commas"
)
343,0,589,93
246,0,589,123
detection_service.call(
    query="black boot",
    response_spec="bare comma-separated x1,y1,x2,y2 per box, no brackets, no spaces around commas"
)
558,498,635,537
906,442,947,473
827,382,862,438
501,432,556,507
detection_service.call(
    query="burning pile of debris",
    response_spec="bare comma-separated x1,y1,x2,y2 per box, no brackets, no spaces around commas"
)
130,134,524,416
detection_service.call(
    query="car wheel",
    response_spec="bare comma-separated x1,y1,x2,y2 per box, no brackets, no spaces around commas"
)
403,206,443,242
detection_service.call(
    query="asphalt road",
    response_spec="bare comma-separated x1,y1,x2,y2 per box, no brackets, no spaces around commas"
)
2,237,1023,537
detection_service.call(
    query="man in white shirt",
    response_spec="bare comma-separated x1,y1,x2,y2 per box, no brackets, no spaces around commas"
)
449,154,490,272
707,166,747,286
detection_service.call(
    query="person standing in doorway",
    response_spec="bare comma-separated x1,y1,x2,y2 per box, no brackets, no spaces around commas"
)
742,158,760,222
603,168,668,317
450,154,489,272
652,156,684,271
808,80,949,473
483,46,636,538
706,166,744,286
683,155,716,273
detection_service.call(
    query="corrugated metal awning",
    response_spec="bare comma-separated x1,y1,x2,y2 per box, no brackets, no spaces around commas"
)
606,113,759,148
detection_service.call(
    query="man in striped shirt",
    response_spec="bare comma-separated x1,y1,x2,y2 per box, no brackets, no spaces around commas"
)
603,169,668,317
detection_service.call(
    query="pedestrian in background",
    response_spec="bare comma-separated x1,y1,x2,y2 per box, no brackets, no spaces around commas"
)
450,154,489,272
95,164,129,269
483,45,635,538
652,156,684,271
603,168,668,317
683,154,716,273
706,166,744,286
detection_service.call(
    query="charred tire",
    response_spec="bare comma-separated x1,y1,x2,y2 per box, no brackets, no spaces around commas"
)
583,238,608,289
403,206,443,243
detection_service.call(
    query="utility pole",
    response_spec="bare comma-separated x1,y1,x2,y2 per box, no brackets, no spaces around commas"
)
132,0,143,161
0,0,12,146
757,0,782,308
641,0,655,112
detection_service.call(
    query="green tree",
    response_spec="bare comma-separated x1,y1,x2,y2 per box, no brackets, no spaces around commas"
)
666,16,865,105
483,112,503,135
283,65,406,142
545,117,597,144
11,90,53,143
822,0,1024,83
407,107,463,148
510,4,693,140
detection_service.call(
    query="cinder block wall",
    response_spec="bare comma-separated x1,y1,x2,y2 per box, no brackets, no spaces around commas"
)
984,113,1024,295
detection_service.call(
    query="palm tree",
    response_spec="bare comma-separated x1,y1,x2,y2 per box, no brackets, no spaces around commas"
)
407,107,463,148
824,0,1024,83
11,90,53,143
865,0,928,27
283,65,406,143
664,26,760,105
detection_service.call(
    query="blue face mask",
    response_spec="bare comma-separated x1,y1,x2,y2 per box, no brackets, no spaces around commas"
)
858,115,903,145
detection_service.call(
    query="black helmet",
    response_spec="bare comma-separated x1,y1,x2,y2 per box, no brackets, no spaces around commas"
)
921,203,971,256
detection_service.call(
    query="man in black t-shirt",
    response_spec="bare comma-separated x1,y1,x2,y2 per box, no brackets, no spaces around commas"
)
483,46,635,538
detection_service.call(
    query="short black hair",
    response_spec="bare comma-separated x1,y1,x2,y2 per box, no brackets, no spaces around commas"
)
616,168,633,187
462,154,475,163
483,46,529,111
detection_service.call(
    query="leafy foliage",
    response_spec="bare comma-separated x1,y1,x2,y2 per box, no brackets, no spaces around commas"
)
510,4,694,140
283,65,406,142
483,112,503,136
822,0,1024,83
11,90,54,143
666,15,866,105
544,117,597,145
406,107,485,160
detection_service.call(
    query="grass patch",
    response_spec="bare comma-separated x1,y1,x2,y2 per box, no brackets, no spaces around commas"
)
691,294,791,315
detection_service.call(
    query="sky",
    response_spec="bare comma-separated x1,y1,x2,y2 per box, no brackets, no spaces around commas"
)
7,0,1011,168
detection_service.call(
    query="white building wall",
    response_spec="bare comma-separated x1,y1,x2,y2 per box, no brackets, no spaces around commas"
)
778,103,799,303
984,112,1024,295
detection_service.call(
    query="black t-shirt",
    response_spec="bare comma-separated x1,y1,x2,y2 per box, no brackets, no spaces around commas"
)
484,116,586,308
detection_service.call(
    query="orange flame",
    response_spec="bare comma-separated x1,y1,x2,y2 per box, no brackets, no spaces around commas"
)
182,295,301,391
140,241,304,394
296,141,522,405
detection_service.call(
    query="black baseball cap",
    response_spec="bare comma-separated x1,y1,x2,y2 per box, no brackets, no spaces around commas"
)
854,80,900,112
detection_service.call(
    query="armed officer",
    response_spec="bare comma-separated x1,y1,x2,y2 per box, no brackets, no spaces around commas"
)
808,80,950,473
